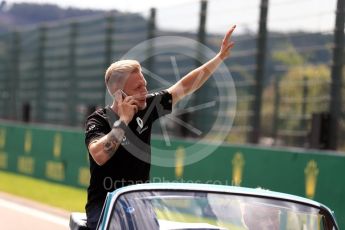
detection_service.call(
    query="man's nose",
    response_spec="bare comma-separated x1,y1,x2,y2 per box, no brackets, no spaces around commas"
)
136,89,147,98
140,86,148,94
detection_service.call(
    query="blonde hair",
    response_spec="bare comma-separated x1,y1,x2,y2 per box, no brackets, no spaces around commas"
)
105,60,141,95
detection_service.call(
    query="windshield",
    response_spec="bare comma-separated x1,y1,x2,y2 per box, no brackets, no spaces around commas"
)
107,190,336,230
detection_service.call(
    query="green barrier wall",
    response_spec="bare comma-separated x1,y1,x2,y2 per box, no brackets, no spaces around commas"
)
0,122,90,187
0,122,344,228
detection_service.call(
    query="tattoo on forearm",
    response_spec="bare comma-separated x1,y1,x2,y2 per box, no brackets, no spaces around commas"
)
103,141,116,155
103,128,124,156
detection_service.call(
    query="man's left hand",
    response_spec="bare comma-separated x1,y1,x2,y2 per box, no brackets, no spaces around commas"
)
218,25,236,60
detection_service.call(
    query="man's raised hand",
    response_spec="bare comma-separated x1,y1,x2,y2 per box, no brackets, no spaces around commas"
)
219,25,236,60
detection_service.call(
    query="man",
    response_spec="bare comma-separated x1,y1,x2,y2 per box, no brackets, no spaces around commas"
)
241,202,281,230
84,25,236,229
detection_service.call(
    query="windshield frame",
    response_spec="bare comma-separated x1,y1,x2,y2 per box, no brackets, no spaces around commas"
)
98,184,338,230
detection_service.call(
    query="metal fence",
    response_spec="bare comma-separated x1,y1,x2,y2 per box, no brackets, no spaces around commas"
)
0,0,344,151
0,12,149,126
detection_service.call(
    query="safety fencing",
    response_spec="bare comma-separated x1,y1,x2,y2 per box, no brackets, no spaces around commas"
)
0,0,344,150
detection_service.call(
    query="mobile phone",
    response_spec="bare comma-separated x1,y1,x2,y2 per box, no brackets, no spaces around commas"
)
113,89,127,102
119,89,128,98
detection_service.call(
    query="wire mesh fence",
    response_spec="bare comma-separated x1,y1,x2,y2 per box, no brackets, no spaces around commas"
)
0,0,343,151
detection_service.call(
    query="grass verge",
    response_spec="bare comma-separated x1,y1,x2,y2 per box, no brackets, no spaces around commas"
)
0,171,86,212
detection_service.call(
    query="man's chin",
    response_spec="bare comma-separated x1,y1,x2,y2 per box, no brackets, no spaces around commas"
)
138,103,147,111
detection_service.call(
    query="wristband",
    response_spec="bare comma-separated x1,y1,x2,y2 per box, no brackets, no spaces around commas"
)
112,120,126,143
113,120,127,130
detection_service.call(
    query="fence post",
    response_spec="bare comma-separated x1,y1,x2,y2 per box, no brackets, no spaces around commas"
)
272,76,280,144
197,0,207,47
36,26,47,123
301,76,309,145
195,0,208,71
105,13,114,69
103,13,114,107
195,0,207,69
0,35,10,119
148,8,156,40
146,7,156,79
68,22,78,126
249,0,269,144
9,31,20,120
192,0,208,137
328,0,345,150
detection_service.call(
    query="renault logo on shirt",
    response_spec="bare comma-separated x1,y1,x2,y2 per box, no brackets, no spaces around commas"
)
136,117,148,134
136,117,143,128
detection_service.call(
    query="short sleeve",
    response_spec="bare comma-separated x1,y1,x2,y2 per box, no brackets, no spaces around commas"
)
146,90,172,122
85,115,108,148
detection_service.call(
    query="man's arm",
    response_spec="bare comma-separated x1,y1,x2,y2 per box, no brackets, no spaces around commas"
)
167,25,236,105
88,124,125,166
88,91,138,166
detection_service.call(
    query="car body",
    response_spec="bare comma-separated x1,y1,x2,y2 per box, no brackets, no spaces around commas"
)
70,183,339,230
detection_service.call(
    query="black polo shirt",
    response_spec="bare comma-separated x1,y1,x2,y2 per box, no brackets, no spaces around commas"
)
84,90,172,226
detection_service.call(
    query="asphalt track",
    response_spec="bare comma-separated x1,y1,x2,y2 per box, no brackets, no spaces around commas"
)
0,192,69,230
